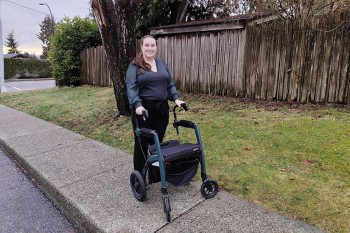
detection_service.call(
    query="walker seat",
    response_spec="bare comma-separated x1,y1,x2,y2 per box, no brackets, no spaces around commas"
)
148,140,201,162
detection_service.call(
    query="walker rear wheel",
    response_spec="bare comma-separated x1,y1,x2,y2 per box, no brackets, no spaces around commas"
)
200,179,218,199
130,170,147,202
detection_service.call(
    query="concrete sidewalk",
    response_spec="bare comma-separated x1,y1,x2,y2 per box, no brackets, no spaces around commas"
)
0,104,325,233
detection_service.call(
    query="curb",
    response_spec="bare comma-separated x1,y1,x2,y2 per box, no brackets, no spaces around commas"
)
0,139,102,233
5,78,54,82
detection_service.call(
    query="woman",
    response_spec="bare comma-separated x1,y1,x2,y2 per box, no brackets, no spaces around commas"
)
126,35,185,175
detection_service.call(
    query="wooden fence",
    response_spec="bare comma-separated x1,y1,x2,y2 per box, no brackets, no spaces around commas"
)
243,19,350,104
156,30,247,96
80,17,350,105
80,46,112,87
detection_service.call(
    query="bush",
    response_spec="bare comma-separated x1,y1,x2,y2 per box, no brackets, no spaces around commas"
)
4,58,52,79
49,16,101,86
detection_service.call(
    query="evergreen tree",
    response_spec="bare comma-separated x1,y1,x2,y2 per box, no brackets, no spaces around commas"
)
37,16,55,59
5,30,20,54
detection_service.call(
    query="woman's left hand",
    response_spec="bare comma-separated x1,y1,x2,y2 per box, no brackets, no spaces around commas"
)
175,99,185,107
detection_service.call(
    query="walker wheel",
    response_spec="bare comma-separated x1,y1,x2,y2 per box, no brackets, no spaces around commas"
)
200,179,219,199
163,196,171,222
130,170,147,202
166,206,171,222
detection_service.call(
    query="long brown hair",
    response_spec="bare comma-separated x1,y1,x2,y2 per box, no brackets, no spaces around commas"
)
131,35,156,73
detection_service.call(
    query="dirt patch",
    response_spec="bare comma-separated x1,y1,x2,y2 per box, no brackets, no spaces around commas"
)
182,92,350,112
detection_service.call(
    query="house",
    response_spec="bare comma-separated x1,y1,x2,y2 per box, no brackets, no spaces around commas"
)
3,53,29,59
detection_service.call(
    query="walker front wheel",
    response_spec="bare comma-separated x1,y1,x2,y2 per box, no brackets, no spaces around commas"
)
200,179,219,199
163,195,171,222
130,170,147,202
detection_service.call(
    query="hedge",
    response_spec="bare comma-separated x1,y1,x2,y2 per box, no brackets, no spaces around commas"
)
4,58,52,79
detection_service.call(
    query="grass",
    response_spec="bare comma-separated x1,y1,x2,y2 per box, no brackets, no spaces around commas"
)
1,86,349,233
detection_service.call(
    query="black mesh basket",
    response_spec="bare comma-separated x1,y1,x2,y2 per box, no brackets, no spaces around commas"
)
148,140,201,186
166,159,199,186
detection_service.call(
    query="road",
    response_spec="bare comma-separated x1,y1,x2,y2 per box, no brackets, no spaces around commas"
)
3,79,56,92
0,148,79,233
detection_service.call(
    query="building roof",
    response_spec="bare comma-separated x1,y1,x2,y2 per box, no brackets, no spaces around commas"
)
3,53,29,59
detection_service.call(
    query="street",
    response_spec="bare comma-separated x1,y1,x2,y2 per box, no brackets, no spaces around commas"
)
2,79,56,92
0,78,78,232
0,148,79,233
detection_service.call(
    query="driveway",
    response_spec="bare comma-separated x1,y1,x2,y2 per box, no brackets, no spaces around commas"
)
3,79,56,92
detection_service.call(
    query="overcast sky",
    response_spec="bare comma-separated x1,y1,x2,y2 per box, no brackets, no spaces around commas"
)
1,0,91,55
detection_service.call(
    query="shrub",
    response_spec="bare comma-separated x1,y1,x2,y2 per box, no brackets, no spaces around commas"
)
4,58,52,79
49,16,101,86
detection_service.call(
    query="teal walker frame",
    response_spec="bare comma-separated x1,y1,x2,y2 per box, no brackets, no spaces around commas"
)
130,103,218,222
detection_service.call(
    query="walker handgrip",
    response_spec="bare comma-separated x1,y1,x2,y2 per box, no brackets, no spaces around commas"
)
142,109,149,121
181,103,189,111
173,102,189,112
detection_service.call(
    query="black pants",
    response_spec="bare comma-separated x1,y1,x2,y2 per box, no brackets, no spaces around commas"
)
132,100,169,172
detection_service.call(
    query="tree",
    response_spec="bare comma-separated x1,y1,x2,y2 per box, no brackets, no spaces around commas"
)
186,0,234,20
91,0,144,117
136,0,237,36
137,0,189,37
37,16,56,59
242,0,350,20
5,30,20,54
49,17,101,86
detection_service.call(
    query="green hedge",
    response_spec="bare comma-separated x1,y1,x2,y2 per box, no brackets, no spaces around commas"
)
4,58,52,79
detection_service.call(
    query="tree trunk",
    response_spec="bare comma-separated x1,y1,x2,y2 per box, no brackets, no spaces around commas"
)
91,0,142,116
114,0,139,116
176,0,189,23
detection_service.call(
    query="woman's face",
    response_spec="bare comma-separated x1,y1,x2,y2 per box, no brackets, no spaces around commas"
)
141,37,157,60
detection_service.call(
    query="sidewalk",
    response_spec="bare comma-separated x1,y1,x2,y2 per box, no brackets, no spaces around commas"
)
0,104,325,233
5,78,54,82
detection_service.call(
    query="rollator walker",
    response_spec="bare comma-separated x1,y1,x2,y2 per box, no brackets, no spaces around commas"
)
130,103,219,222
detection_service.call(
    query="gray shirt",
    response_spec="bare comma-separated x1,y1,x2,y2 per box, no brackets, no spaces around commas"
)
126,59,180,109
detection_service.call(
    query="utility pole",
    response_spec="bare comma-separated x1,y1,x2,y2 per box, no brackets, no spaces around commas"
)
0,0,7,93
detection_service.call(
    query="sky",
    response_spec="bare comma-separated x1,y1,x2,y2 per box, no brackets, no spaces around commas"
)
1,0,91,56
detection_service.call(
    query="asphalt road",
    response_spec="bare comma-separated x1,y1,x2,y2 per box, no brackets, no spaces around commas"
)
0,148,79,233
3,79,56,92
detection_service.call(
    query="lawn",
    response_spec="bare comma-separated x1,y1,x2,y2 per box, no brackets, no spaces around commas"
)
0,86,349,233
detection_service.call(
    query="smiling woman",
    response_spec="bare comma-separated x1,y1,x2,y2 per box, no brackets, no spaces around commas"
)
126,34,185,173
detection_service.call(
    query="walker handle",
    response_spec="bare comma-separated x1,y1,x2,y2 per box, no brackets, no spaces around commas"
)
173,102,189,112
181,102,189,111
173,102,189,121
173,102,190,134
142,109,149,121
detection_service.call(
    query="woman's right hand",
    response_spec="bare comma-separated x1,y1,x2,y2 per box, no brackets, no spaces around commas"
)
135,106,146,115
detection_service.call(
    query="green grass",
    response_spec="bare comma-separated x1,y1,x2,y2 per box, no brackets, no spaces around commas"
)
1,86,349,233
